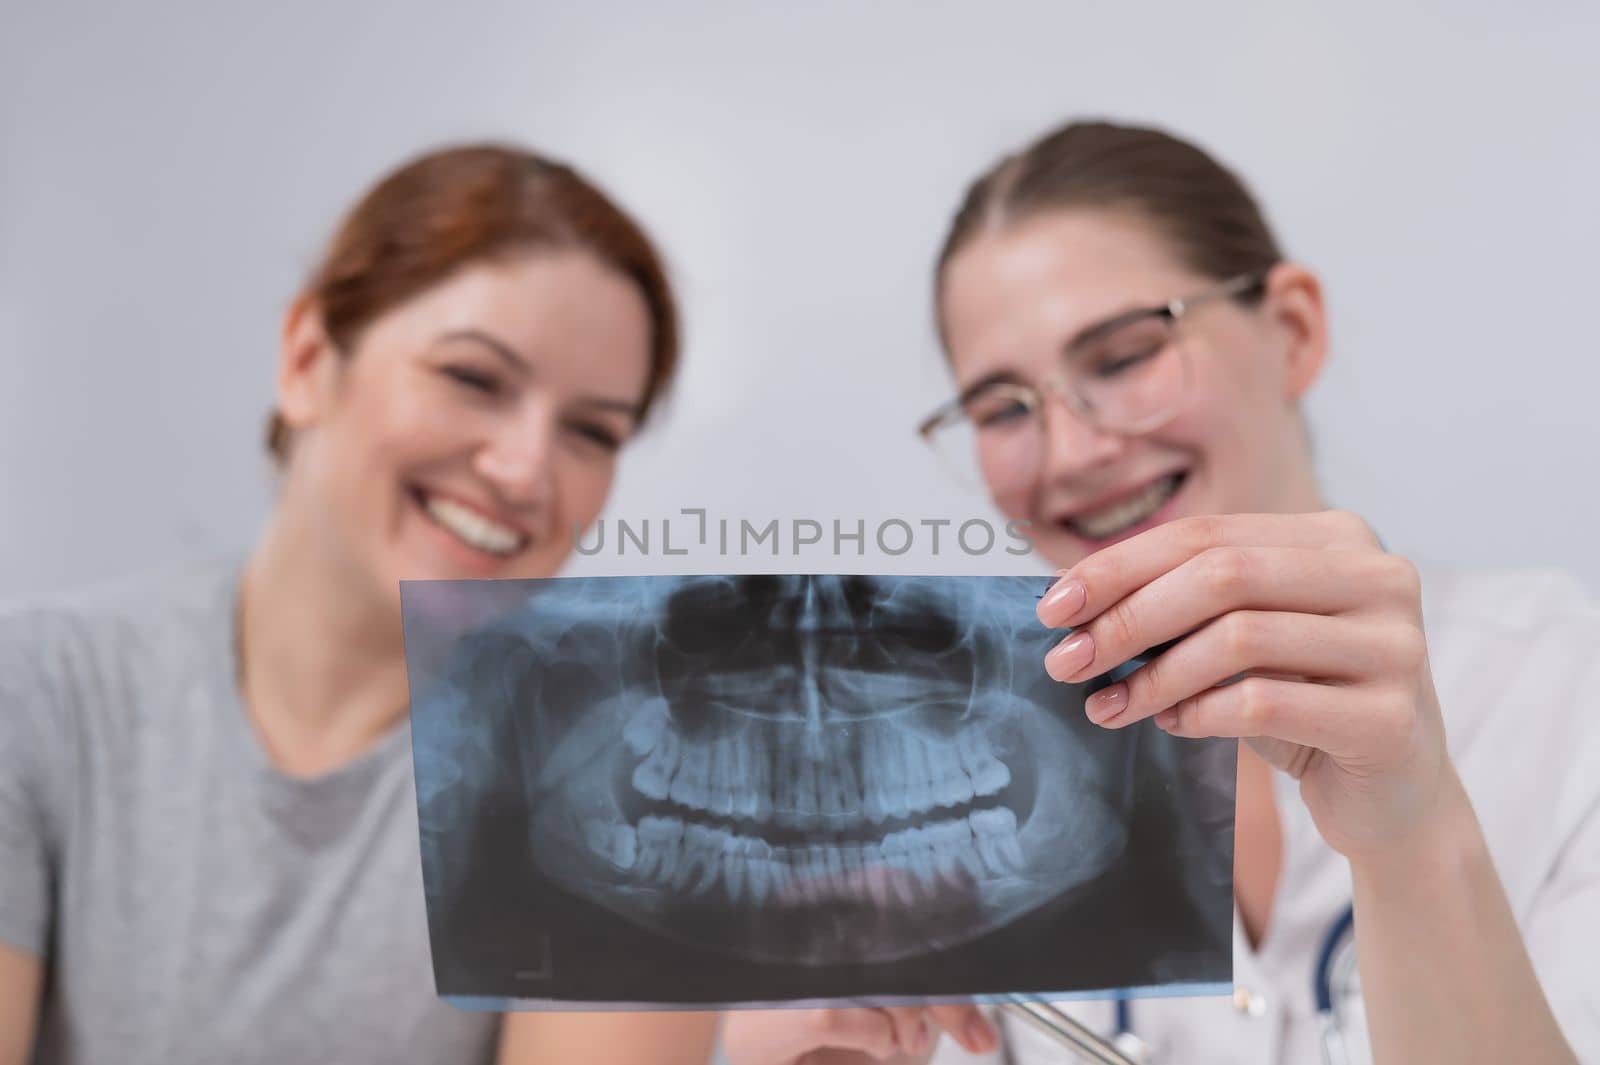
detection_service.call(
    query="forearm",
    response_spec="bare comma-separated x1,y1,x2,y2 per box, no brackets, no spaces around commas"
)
497,1009,720,1065
1350,768,1575,1064
0,943,42,1065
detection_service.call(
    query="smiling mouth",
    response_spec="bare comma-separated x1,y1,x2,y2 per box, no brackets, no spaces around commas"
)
413,487,529,557
1062,471,1186,541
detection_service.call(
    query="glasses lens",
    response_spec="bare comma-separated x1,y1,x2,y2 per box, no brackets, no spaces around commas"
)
924,388,1042,500
1070,315,1187,432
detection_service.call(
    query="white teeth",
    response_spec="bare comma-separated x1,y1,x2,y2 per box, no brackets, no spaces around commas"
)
710,736,738,817
885,734,912,820
623,699,670,757
722,848,744,903
744,841,772,905
794,757,820,820
792,847,823,905
586,822,608,857
927,819,984,884
862,862,895,908
586,822,640,869
862,727,890,824
604,800,1028,907
640,727,991,829
806,844,832,901
772,742,795,821
906,827,939,884
422,494,526,556
764,729,857,818
729,730,758,820
633,716,1017,850
811,850,837,905
971,807,1025,875
789,847,816,905
673,824,727,894
769,846,796,901
748,739,773,822
839,843,866,891
669,741,711,810
609,825,639,870
878,832,926,905
772,739,830,827
635,816,683,880
903,737,934,816
632,729,681,800
957,727,1011,797
1069,474,1182,540
823,844,846,895
976,760,1010,796
881,829,910,866
929,739,975,809
820,750,861,820
883,826,937,887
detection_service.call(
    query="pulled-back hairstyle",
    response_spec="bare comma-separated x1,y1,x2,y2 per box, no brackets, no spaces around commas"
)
935,120,1283,336
267,143,679,460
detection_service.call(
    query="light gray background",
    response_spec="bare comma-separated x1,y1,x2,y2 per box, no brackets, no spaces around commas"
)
3,0,1597,597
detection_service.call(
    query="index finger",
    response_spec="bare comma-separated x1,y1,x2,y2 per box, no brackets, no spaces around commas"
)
1037,510,1378,628
926,1004,999,1054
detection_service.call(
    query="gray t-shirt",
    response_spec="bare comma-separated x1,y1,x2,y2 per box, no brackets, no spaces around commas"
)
0,559,500,1064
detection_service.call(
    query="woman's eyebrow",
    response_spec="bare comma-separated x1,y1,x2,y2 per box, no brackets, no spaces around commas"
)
1062,304,1158,353
957,368,1027,402
437,330,643,418
572,395,643,420
958,305,1159,397
436,329,531,373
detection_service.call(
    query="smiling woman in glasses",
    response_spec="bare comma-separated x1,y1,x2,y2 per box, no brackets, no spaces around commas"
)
918,270,1265,527
725,121,1598,1065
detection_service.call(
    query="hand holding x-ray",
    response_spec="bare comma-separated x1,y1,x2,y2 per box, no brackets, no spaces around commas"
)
1038,511,1450,862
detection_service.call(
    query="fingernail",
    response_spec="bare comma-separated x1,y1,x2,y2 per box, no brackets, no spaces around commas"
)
966,1014,997,1052
1086,682,1128,724
1045,631,1094,681
1038,577,1086,623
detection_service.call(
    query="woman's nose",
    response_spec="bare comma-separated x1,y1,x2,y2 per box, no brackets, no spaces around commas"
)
475,409,557,507
1035,393,1127,480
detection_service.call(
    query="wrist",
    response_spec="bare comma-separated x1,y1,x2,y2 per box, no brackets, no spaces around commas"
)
1348,764,1487,885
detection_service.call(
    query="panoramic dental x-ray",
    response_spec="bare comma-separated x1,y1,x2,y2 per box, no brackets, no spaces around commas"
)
402,574,1236,1009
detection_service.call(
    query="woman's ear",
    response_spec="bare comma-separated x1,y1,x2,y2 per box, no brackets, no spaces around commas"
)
1262,262,1329,400
276,293,340,433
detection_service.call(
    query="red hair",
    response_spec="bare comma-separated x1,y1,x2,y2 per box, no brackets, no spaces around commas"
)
268,143,679,459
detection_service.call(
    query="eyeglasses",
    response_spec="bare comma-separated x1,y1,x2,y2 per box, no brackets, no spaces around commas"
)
916,272,1267,495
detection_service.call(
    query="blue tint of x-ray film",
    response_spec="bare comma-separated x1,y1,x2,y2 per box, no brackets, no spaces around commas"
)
405,574,1235,997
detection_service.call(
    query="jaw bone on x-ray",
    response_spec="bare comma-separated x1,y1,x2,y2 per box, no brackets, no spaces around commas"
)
403,574,1236,1009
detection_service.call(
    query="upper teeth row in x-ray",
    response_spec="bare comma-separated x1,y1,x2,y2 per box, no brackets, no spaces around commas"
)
624,696,1012,826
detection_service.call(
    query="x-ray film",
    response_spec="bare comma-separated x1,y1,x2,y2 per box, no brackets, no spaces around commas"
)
402,574,1236,1009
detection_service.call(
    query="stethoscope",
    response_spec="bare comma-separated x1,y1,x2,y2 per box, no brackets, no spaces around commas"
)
997,902,1358,1064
